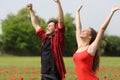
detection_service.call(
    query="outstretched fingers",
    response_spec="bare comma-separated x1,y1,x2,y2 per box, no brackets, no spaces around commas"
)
77,4,83,12
54,0,60,3
112,6,120,12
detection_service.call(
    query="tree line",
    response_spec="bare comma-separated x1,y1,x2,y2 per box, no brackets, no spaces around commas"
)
0,7,120,56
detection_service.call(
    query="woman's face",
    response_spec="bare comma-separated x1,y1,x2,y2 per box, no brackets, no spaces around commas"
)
80,28,91,39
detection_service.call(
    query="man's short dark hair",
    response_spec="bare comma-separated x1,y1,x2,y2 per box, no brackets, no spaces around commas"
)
47,18,58,25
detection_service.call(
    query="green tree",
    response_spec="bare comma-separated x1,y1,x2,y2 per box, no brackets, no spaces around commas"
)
0,34,2,50
64,13,77,56
101,35,120,56
1,8,46,56
1,7,77,56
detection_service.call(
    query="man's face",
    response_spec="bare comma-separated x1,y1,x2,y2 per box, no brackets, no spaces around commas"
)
46,22,56,35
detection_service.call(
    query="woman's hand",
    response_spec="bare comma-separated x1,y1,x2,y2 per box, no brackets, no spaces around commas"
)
112,6,120,13
54,0,60,3
76,4,83,13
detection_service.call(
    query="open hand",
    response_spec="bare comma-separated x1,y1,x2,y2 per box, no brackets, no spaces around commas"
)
54,0,60,3
76,4,83,12
112,6,120,12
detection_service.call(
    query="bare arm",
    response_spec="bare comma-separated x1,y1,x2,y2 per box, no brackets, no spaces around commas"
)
75,5,83,48
88,6,120,55
27,4,41,31
54,0,64,28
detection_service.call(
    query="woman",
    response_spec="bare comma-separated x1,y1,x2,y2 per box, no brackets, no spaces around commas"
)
73,4,120,80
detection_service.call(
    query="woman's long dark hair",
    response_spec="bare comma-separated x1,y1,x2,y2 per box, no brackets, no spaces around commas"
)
89,27,100,73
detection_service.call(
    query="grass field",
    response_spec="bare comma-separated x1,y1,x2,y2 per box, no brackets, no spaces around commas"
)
0,56,120,80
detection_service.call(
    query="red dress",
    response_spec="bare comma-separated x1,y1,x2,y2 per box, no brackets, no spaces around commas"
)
73,50,99,80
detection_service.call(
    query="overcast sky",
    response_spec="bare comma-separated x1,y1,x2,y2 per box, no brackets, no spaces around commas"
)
0,0,120,36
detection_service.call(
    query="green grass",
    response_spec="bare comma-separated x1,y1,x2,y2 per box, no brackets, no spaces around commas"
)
0,56,41,67
100,57,120,66
0,56,120,80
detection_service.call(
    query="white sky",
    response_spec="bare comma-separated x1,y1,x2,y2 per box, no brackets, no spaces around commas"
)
0,0,120,36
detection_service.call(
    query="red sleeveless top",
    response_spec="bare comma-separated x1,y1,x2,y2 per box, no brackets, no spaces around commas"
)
73,50,99,80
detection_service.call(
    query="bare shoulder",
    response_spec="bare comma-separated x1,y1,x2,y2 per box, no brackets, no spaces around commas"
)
87,45,97,56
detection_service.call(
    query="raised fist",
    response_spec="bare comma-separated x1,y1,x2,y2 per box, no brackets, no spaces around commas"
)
27,4,32,10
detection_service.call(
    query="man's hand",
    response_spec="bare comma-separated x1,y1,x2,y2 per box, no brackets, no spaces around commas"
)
27,4,32,10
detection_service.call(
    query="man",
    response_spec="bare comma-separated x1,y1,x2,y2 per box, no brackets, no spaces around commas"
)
27,0,66,80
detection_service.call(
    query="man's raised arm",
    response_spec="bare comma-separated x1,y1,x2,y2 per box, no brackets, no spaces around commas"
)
54,0,64,28
27,4,41,31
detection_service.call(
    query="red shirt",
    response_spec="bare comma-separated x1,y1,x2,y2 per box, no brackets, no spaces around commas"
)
73,50,99,80
36,23,66,80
